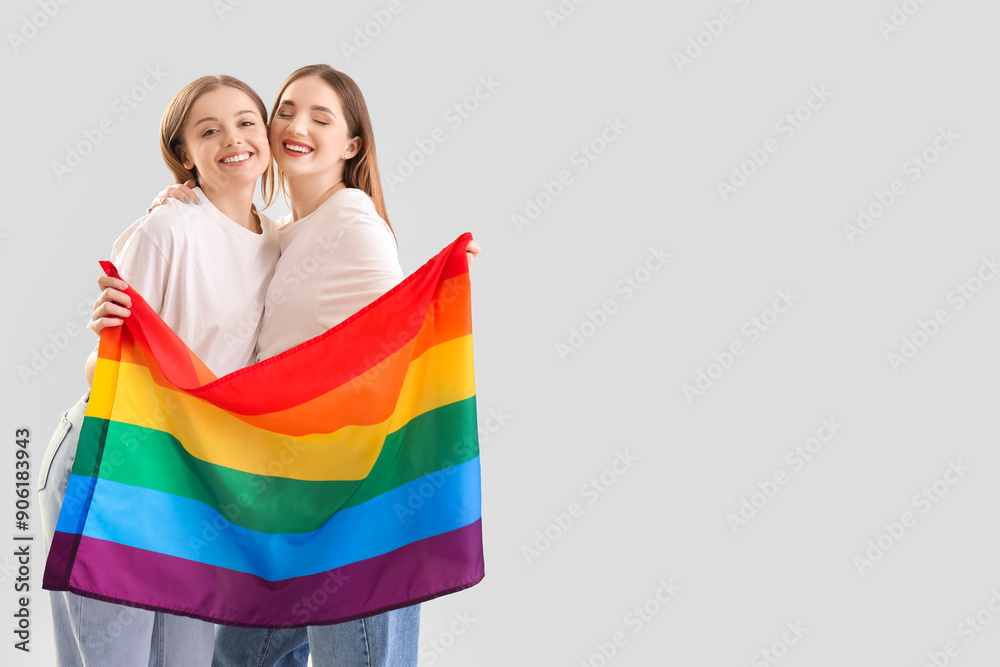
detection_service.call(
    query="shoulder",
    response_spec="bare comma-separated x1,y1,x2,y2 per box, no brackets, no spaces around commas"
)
337,188,376,211
304,188,394,248
110,199,211,264
108,203,174,258
335,189,394,238
327,189,376,221
137,199,205,241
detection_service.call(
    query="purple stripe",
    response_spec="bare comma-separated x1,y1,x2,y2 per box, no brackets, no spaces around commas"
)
43,520,484,628
42,531,78,590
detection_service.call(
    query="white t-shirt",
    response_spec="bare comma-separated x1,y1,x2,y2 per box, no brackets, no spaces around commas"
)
110,187,280,377
255,188,403,361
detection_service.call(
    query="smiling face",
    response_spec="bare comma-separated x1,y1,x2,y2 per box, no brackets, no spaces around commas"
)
269,75,360,184
177,86,270,192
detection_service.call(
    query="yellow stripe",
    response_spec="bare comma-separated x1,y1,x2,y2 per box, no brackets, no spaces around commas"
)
87,336,475,481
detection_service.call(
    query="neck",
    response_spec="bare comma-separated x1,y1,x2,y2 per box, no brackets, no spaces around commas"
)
199,180,261,233
286,170,347,221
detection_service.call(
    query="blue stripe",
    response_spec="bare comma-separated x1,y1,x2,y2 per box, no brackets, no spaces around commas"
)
57,457,481,581
54,475,97,536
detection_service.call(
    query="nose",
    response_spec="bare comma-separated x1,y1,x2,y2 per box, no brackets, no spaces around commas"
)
221,126,243,147
287,114,308,136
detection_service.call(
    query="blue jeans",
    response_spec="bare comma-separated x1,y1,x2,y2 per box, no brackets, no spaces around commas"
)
39,393,215,666
213,605,421,667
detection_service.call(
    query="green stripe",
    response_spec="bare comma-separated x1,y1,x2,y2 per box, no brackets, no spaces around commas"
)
83,396,479,534
72,416,108,478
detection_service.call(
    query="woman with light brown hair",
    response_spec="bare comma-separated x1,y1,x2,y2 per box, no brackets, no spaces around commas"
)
38,74,280,666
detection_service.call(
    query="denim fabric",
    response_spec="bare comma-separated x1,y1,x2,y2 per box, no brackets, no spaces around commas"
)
308,605,420,667
39,393,215,666
213,605,420,667
212,626,309,667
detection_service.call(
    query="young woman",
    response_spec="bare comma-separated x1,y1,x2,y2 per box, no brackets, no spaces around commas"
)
38,75,280,666
139,65,481,667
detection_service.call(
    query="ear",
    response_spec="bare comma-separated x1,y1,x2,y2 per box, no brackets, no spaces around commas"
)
178,145,194,171
345,137,362,159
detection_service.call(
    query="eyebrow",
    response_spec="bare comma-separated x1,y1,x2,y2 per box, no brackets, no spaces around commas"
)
278,100,336,116
194,110,257,126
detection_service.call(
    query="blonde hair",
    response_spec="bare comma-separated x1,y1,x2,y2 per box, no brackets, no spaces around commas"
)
263,65,393,235
159,75,272,196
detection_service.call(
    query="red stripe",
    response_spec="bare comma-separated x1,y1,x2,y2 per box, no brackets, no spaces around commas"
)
99,261,208,387
101,233,474,415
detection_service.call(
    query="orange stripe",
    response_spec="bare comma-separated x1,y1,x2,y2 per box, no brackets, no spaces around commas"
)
115,274,471,428
87,335,475,478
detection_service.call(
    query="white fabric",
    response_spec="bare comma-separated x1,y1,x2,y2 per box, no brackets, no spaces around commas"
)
110,187,279,377
255,188,403,361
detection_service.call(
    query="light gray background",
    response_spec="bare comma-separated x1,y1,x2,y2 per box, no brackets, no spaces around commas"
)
3,0,1000,665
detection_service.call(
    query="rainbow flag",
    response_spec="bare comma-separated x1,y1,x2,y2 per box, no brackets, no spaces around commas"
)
43,233,484,628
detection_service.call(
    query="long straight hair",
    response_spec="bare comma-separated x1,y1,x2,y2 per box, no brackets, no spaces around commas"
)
263,65,393,235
